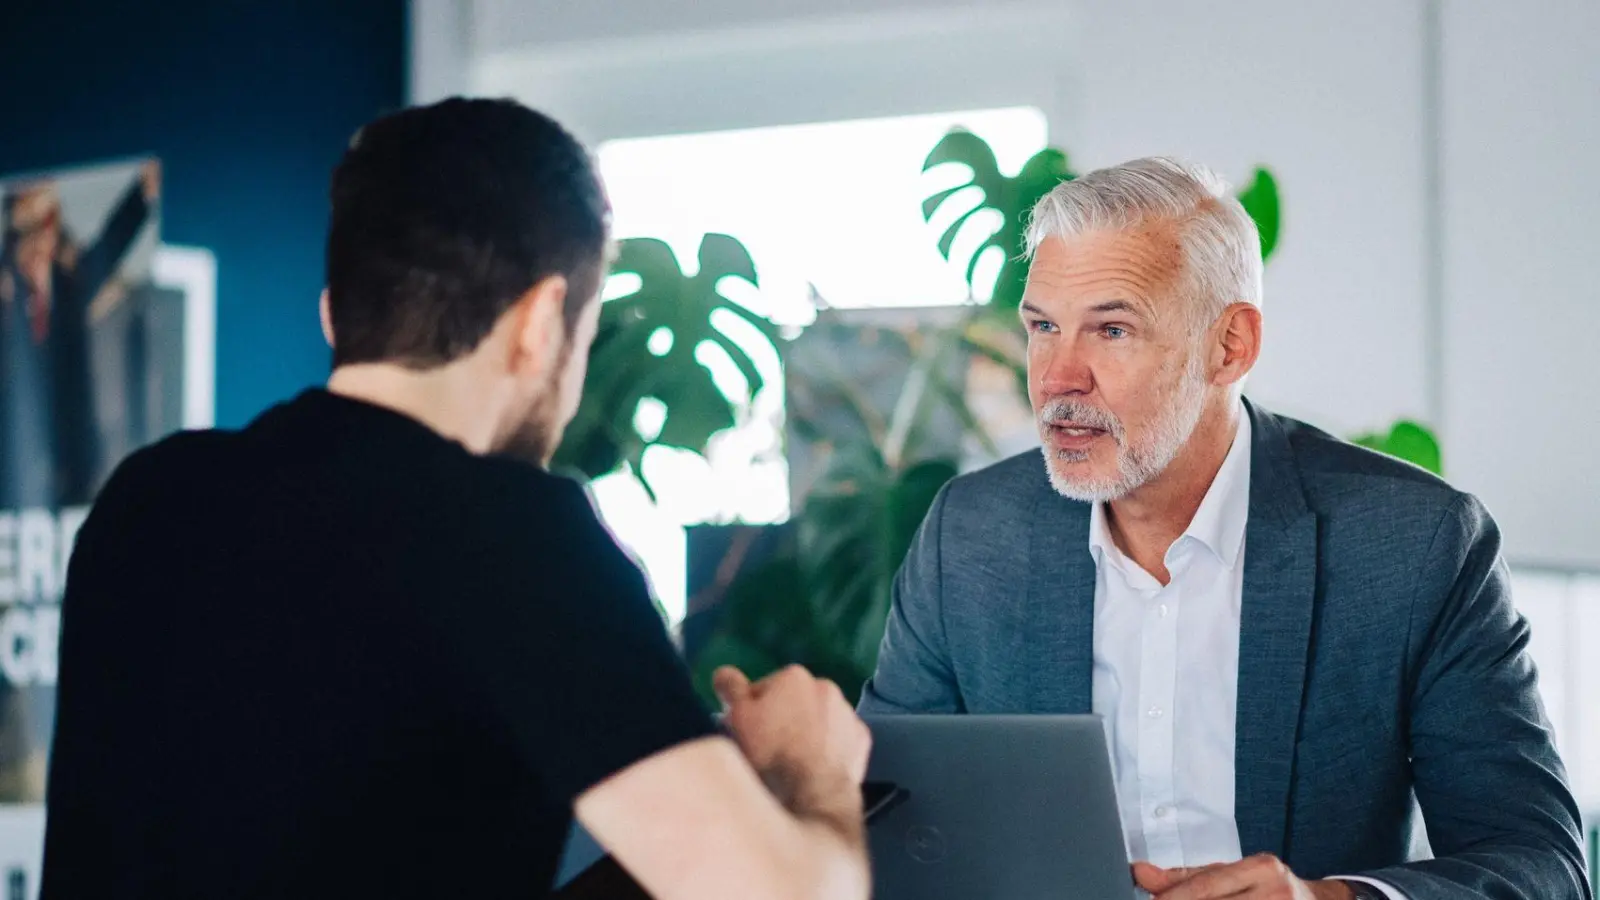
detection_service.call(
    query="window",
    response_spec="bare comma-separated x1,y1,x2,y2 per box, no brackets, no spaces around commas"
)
1511,568,1600,813
588,107,1049,623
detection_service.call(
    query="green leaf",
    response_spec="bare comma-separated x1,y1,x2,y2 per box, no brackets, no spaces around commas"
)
1351,419,1443,475
654,376,738,450
552,233,779,489
696,232,761,291
921,130,1075,309
1236,167,1281,261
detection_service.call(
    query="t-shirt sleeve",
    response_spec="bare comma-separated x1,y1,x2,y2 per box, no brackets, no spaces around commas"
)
430,470,717,805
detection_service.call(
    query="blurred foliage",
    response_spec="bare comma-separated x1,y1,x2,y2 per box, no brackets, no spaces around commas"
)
688,322,973,706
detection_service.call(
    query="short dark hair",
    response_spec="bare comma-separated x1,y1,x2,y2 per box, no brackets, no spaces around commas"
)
324,97,609,368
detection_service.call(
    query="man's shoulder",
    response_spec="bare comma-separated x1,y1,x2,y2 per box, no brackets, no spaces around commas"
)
922,449,1078,566
1270,411,1466,510
99,428,239,498
1266,410,1490,555
467,457,596,524
940,447,1064,514
433,457,621,574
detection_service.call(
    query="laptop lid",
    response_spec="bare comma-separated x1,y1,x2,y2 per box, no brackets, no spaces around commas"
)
862,714,1132,900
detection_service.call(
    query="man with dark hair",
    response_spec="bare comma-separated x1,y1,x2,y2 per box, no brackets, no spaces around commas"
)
42,98,872,900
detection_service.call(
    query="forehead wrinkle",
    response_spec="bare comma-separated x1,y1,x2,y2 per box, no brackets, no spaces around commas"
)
1027,225,1188,329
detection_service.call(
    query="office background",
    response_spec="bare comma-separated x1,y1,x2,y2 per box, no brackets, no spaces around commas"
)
2,0,1597,890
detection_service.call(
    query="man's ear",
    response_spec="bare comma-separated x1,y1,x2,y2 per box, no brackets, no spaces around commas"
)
507,274,571,378
319,289,335,350
1212,302,1263,387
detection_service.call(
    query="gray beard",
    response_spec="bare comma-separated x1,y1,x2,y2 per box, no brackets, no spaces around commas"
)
1041,359,1208,503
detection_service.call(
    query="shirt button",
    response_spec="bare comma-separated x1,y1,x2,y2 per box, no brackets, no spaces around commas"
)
1157,603,1170,618
1147,706,1164,719
1154,805,1171,819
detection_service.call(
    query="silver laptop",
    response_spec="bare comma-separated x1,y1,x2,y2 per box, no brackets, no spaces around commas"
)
862,715,1132,900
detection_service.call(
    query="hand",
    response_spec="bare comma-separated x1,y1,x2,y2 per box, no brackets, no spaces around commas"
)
1132,856,1356,899
712,665,871,816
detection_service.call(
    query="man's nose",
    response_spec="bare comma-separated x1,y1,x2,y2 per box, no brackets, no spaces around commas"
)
1035,337,1093,396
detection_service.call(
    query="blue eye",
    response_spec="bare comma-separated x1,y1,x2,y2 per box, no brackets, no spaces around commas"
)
1102,325,1128,339
1028,319,1058,334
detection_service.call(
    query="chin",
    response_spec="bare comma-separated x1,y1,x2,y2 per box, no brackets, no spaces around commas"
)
1045,458,1131,504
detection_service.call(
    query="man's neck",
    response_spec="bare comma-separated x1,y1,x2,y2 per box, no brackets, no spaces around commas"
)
326,362,502,455
1105,402,1241,584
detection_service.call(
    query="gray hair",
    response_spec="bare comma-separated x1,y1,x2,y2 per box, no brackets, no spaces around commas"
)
1024,157,1263,333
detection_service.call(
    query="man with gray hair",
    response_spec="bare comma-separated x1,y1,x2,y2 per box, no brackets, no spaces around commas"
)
860,158,1588,899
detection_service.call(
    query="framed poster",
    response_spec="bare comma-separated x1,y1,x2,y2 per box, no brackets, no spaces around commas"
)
0,157,214,897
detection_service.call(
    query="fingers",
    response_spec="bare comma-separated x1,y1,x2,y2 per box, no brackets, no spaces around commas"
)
1133,861,1222,893
711,666,752,708
1155,855,1284,899
767,664,810,692
1132,861,1180,891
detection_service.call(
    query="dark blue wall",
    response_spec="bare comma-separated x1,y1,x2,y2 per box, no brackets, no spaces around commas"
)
1,0,407,427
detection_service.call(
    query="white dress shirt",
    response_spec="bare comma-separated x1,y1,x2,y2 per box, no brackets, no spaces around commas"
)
1088,411,1405,900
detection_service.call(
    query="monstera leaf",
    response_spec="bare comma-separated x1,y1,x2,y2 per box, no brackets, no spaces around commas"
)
1352,420,1443,475
552,234,779,497
923,130,1285,309
1235,167,1282,261
922,130,1076,310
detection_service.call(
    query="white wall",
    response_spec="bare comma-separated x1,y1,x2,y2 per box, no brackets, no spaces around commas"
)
455,0,1598,567
1067,3,1431,443
409,0,471,104
1439,0,1600,570
468,0,1431,430
472,2,1073,144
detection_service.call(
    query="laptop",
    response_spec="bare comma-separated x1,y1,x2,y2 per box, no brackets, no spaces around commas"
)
863,714,1132,900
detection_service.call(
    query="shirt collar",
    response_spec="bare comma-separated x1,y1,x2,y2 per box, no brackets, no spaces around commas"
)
1089,408,1253,575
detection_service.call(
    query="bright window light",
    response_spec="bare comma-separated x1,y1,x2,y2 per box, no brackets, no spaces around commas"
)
598,106,1049,320
590,107,1049,624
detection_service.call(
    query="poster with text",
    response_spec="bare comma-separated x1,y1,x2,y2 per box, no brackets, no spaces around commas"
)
0,158,167,802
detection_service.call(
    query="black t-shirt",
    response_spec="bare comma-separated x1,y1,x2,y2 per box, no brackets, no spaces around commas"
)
40,390,716,898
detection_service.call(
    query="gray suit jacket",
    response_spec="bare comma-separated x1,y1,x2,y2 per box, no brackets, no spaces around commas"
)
859,402,1590,900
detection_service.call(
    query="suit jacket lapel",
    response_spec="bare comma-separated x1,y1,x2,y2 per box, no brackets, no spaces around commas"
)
1025,488,1096,714
1234,401,1319,860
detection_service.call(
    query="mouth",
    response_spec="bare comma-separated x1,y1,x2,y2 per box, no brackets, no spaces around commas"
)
1044,423,1109,451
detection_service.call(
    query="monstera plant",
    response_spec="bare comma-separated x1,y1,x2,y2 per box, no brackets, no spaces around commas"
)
553,233,779,498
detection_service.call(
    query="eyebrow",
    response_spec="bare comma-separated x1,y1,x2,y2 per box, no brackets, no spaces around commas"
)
1019,299,1149,319
1088,299,1147,317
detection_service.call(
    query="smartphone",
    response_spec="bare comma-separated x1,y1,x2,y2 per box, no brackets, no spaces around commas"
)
863,781,909,823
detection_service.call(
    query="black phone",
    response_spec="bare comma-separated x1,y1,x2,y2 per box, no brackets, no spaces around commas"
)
863,781,910,823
